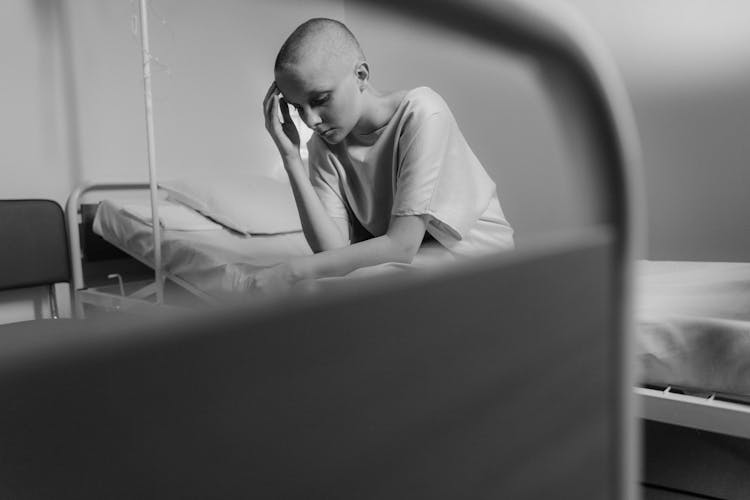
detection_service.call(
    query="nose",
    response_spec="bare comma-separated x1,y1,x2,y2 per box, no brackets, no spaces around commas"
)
300,106,322,130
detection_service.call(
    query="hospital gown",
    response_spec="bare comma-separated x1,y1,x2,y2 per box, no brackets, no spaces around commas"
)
308,86,514,260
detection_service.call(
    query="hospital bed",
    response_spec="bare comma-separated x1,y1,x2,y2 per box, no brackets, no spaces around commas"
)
66,181,314,314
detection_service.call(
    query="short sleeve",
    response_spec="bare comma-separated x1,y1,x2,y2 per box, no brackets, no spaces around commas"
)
392,107,497,243
307,136,350,222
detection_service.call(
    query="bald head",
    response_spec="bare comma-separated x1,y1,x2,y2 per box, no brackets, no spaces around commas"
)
274,18,365,74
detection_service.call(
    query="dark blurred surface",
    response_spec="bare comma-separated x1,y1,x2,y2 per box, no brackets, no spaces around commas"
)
0,240,619,499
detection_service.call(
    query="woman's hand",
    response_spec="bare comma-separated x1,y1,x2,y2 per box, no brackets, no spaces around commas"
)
245,261,300,295
263,82,301,159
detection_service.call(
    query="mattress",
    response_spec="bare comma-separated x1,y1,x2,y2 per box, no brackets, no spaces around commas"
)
93,199,313,296
634,260,750,396
93,199,457,296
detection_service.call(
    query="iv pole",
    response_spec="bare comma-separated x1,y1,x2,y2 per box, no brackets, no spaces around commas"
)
137,0,164,304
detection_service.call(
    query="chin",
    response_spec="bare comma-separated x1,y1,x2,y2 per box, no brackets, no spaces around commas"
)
320,129,345,144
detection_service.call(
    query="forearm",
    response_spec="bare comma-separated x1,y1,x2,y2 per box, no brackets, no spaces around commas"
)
245,216,426,293
290,233,415,281
283,155,348,252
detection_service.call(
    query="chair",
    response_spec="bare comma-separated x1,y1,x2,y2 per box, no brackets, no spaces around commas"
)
0,199,71,320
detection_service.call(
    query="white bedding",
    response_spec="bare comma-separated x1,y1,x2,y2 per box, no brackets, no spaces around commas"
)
635,260,750,396
94,199,313,295
120,201,223,231
93,198,456,296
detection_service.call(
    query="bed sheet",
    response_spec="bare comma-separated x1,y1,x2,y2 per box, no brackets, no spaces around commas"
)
93,199,457,296
635,260,750,396
93,199,313,296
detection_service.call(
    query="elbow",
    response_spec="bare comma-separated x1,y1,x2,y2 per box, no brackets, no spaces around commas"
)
389,237,420,265
309,236,349,254
312,245,346,254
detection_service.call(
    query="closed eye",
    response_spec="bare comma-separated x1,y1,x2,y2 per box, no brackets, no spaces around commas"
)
311,94,330,107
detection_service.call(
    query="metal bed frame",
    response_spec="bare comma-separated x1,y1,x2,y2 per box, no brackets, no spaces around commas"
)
637,385,750,439
65,183,215,317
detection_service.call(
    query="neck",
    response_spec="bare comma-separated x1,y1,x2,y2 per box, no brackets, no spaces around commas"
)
350,86,402,136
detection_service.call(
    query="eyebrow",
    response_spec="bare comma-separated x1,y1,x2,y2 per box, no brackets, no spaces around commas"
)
285,90,331,107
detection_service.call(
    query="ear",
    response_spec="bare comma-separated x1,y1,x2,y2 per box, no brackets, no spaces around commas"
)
355,61,370,91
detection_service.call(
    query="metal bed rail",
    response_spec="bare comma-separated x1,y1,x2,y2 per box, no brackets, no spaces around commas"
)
65,182,215,317
637,385,750,440
66,182,150,293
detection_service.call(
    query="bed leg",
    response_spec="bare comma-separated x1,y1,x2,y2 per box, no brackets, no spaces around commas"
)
48,285,59,320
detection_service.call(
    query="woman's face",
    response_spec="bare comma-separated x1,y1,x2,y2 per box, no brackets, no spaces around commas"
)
275,57,364,145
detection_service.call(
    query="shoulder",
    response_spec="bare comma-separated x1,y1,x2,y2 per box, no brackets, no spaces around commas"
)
307,134,331,162
306,134,337,174
307,133,326,155
396,87,456,135
401,87,452,118
395,87,457,141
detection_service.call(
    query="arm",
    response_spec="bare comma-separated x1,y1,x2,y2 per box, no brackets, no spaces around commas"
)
247,215,427,293
263,82,348,252
291,215,427,280
283,156,350,252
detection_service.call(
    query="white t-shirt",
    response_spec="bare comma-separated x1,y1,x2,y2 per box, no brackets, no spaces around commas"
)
308,86,514,258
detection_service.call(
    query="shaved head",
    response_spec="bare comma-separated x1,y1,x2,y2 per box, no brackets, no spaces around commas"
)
275,18,365,74
272,19,372,144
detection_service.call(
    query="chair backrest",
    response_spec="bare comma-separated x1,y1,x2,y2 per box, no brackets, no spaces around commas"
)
0,200,71,292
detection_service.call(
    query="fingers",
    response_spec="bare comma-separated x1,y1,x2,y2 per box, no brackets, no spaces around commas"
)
263,92,277,122
262,83,300,155
279,97,293,123
262,82,275,113
264,81,277,102
263,82,297,131
263,82,280,122
264,93,282,133
246,265,291,294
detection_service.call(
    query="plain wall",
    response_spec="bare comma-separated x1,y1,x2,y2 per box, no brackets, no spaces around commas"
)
563,0,750,260
1,0,749,321
1,0,345,205
343,0,750,261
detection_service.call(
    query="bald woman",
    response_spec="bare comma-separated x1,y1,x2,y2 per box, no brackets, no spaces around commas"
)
255,18,513,293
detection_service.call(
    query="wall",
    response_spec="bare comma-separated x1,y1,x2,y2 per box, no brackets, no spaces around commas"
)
1,0,346,205
563,0,750,260
344,0,750,261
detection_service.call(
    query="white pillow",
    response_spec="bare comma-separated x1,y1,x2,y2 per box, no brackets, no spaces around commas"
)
159,174,302,235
